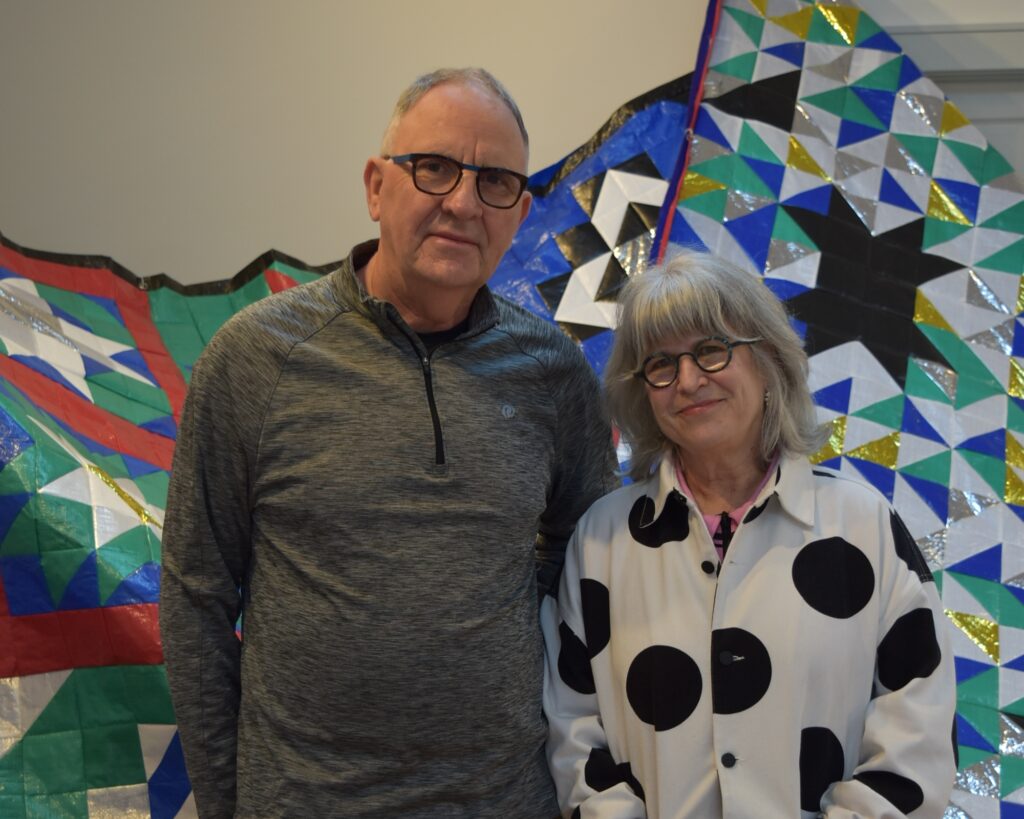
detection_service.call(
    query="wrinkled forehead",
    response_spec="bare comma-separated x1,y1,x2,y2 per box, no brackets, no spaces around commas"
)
395,81,528,160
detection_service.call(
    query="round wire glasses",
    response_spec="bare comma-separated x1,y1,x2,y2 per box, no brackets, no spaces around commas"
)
635,337,760,388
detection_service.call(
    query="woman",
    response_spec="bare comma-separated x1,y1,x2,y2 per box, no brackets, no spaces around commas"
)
543,249,957,818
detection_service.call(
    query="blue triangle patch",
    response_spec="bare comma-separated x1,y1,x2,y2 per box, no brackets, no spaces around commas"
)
0,492,33,544
10,355,90,401
110,348,157,384
850,86,896,131
582,331,614,375
49,304,92,333
82,355,114,379
955,712,997,753
954,655,994,684
1006,584,1024,607
724,205,776,270
668,211,708,249
899,473,949,524
845,457,896,500
958,429,1004,458
763,41,805,68
860,31,905,56
1014,319,1024,357
901,398,945,444
813,378,852,414
933,177,980,225
1003,653,1024,673
744,156,785,198
1001,803,1024,819
105,561,161,606
81,293,125,324
763,277,810,302
57,550,100,610
139,415,177,440
836,119,886,148
693,106,733,149
895,54,923,88
122,453,162,480
0,405,34,468
148,732,193,819
0,554,54,614
947,543,1001,582
879,169,922,214
781,184,832,215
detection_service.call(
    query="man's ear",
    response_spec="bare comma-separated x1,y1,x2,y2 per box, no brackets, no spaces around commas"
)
516,189,532,228
364,157,384,223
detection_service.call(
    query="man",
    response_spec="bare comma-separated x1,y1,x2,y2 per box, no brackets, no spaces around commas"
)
160,68,617,818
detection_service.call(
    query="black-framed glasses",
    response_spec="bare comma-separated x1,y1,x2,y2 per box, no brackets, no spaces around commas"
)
388,153,528,209
635,336,760,388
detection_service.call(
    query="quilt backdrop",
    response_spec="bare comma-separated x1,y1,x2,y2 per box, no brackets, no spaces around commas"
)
2,0,1022,815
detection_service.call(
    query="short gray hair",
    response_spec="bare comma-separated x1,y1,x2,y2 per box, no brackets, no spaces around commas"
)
380,67,529,157
605,248,826,481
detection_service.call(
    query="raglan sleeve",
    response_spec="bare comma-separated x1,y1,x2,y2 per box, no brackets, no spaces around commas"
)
821,506,958,817
542,519,647,818
159,326,259,819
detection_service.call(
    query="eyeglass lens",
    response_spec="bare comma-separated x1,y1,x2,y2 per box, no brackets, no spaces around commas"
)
412,155,523,208
643,339,732,386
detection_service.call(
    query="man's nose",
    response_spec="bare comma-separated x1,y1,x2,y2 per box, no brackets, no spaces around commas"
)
442,173,484,216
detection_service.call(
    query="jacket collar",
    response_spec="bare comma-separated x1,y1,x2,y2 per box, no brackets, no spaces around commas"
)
647,450,817,529
332,239,499,338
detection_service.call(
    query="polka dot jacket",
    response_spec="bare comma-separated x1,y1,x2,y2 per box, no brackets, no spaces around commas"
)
542,453,957,818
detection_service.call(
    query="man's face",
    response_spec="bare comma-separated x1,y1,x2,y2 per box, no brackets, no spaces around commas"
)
364,82,531,297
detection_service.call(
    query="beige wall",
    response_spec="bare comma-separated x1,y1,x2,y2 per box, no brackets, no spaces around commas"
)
0,1,705,283
1,1,1021,285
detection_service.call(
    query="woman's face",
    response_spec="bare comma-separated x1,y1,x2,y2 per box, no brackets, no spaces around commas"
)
643,333,768,467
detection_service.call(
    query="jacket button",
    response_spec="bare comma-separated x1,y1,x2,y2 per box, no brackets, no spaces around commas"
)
701,560,716,575
721,752,737,768
719,651,734,665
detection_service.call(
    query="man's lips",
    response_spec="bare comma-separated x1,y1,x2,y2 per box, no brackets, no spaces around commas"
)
429,231,478,247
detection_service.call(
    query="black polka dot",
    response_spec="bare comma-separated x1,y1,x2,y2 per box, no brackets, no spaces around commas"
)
558,621,595,695
583,747,646,801
701,560,716,575
877,608,941,691
792,537,874,618
800,726,845,812
711,628,772,714
853,770,924,813
580,579,610,658
626,645,702,731
628,490,689,548
743,498,769,524
890,509,934,584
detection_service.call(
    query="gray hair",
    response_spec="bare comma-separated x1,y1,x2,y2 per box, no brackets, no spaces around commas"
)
605,247,826,481
380,67,529,157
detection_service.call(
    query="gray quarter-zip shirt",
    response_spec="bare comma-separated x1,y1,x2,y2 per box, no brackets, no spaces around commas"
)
160,240,617,818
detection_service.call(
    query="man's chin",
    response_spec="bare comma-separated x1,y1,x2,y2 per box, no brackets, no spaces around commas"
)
412,262,488,291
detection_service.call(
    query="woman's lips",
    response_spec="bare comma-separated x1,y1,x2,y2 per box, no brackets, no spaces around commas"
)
679,398,721,415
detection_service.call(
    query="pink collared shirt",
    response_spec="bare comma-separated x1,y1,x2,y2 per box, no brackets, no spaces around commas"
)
675,454,780,559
